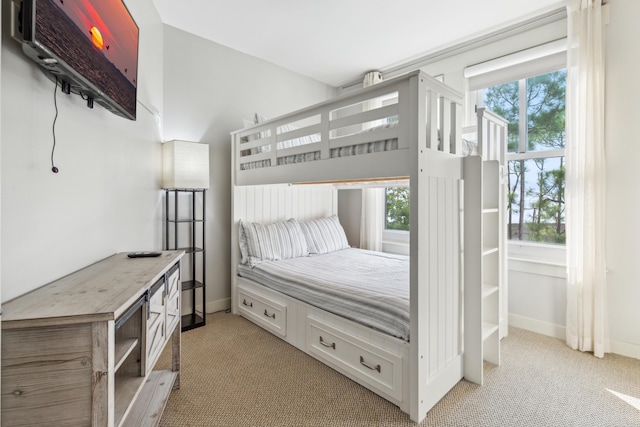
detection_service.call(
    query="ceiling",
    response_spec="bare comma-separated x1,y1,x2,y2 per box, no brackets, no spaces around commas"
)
151,0,566,87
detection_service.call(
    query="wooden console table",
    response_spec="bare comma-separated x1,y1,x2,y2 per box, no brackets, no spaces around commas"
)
1,251,184,427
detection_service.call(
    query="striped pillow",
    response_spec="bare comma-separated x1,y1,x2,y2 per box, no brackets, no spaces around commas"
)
238,223,250,265
240,219,309,267
299,216,350,254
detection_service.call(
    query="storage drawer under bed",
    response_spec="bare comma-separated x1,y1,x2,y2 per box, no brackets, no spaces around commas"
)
306,317,404,401
237,285,287,337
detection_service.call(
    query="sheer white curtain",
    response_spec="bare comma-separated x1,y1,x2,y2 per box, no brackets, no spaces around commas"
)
565,0,609,358
360,188,385,251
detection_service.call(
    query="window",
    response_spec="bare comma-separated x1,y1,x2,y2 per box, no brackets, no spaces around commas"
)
481,69,566,244
385,187,409,231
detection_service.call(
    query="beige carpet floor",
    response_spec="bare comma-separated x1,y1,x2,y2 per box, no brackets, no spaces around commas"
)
158,312,640,426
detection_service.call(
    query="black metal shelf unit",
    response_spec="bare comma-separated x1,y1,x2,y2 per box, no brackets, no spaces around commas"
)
164,189,206,331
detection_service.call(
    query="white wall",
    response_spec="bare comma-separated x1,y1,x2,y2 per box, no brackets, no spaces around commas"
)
603,0,640,356
337,189,361,247
162,26,335,312
507,242,567,337
0,0,165,302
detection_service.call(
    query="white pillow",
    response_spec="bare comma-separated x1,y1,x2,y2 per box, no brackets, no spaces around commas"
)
238,223,250,264
240,218,309,267
299,215,350,254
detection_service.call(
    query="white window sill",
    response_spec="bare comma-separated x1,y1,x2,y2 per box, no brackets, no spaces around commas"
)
382,241,409,256
382,229,410,255
508,241,566,278
383,229,409,243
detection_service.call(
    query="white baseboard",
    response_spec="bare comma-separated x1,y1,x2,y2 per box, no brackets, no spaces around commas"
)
610,339,640,360
189,298,231,317
508,313,566,340
508,313,640,360
205,298,231,314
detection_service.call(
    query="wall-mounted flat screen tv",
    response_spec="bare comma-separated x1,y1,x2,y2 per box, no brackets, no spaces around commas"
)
20,0,139,120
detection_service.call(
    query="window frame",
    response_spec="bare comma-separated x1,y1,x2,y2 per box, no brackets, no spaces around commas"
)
383,185,410,232
474,71,568,266
476,67,567,244
382,185,410,255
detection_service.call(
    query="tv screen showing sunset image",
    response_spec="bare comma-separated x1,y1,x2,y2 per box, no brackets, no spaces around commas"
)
34,0,139,118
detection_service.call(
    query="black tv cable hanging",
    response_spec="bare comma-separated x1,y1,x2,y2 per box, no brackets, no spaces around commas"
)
51,76,60,174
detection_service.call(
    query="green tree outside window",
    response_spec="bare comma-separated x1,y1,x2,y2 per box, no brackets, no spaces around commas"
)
483,70,566,244
385,187,410,231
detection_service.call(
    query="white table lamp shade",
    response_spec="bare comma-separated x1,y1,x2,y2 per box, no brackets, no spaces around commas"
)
162,140,210,189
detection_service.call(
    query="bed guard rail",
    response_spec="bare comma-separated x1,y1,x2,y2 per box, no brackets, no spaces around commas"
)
231,71,464,179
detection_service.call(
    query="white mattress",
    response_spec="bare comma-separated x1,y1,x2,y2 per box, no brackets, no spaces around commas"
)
237,248,410,341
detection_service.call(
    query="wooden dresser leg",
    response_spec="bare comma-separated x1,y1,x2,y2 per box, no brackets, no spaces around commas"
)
171,323,181,390
92,321,115,426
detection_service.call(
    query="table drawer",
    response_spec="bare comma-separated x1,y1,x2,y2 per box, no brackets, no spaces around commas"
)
237,286,287,337
306,318,403,400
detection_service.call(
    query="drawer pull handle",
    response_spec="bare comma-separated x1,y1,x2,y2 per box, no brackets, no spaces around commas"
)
360,356,381,373
264,309,275,319
242,299,253,308
319,336,336,350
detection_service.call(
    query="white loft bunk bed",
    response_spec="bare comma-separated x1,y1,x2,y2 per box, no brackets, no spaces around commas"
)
230,70,507,423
